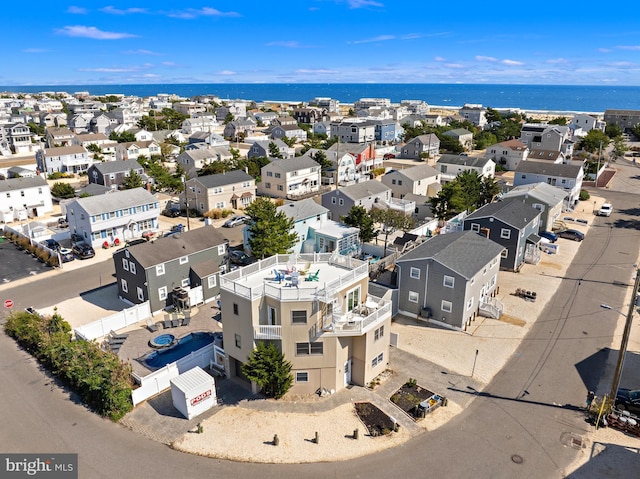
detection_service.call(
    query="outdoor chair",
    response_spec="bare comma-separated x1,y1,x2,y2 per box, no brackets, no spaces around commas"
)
290,272,300,288
299,262,311,275
182,312,191,327
273,269,286,283
163,316,172,329
109,330,129,340
305,270,320,282
146,318,159,332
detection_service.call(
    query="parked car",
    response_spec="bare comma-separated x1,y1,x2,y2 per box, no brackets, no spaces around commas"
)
141,230,157,241
229,250,251,265
25,307,39,316
597,203,613,217
615,388,640,415
558,229,585,242
42,238,61,251
59,247,75,263
70,233,84,245
171,223,185,233
223,216,249,228
162,207,181,218
72,242,95,259
539,231,558,243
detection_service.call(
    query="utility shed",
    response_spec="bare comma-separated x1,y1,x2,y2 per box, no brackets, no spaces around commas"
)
170,366,217,419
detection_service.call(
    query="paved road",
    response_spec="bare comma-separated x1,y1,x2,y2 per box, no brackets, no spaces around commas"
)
1,161,639,478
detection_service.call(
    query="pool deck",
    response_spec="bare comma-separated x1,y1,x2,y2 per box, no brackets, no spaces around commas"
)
114,302,223,378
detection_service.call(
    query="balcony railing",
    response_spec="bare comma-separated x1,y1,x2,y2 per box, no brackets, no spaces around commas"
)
313,298,391,337
254,325,282,340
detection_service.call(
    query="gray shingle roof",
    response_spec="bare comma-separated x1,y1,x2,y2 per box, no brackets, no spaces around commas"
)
396,230,504,279
73,187,156,215
267,157,319,173
464,198,541,230
514,161,582,178
502,182,567,205
436,155,492,168
122,226,227,268
335,179,390,201
91,159,143,175
277,198,328,221
196,169,253,189
0,176,47,192
390,163,440,181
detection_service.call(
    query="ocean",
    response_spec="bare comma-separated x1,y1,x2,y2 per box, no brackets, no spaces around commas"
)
2,83,640,113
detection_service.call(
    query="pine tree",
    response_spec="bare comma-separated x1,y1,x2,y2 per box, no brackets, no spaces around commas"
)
121,169,144,190
242,342,293,399
342,205,376,243
245,197,298,259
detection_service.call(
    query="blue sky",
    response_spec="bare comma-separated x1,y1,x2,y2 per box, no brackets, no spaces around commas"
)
3,1,640,86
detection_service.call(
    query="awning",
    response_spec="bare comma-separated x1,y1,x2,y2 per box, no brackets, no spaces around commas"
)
241,192,253,198
230,194,239,200
526,233,541,244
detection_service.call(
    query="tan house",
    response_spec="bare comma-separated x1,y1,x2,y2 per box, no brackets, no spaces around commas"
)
258,157,321,200
181,169,256,213
220,253,392,395
115,140,160,161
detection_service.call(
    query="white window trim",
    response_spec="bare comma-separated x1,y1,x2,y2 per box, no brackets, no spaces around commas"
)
122,258,129,271
130,262,136,274
441,300,452,313
443,275,455,288
156,263,165,276
181,278,190,287
218,244,226,255
158,286,167,301
408,291,419,303
208,275,217,288
410,267,420,279
295,371,309,383
500,228,511,239
121,278,128,293
471,223,480,232
179,256,188,264
137,287,144,301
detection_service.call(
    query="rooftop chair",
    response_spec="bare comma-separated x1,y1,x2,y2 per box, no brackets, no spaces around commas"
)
273,269,286,283
146,318,159,332
305,269,320,282
299,262,311,275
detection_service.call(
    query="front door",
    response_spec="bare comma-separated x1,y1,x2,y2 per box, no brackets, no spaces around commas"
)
344,359,352,385
268,306,277,325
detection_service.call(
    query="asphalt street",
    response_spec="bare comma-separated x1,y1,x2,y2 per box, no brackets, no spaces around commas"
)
1,160,639,478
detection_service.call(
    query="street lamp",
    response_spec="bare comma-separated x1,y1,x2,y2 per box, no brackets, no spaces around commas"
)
602,269,640,407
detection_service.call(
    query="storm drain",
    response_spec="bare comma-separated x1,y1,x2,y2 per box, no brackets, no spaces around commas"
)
560,432,587,450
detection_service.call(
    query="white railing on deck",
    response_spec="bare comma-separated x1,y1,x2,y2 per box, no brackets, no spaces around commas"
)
254,325,282,339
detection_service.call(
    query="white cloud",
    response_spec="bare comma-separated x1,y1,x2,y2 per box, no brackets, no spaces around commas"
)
23,48,49,53
67,6,87,14
476,55,497,62
433,56,447,62
349,35,395,44
502,59,524,66
167,7,240,19
78,67,139,73
124,49,162,56
295,68,339,74
265,41,311,48
100,6,147,15
55,26,137,40
445,63,464,69
616,45,640,51
217,70,237,75
598,48,613,53
546,58,568,64
344,0,384,8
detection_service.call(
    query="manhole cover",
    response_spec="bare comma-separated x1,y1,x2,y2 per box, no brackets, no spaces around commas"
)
511,454,524,464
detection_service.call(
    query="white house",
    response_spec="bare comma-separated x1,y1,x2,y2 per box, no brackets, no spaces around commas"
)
485,139,529,171
436,155,496,184
0,176,53,222
513,161,584,206
36,145,93,174
258,157,321,200
66,188,160,248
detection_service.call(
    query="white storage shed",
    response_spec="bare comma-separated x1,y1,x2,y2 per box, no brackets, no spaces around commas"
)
170,366,217,420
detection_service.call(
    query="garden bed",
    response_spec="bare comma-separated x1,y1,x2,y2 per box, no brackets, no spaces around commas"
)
390,380,441,420
354,402,396,437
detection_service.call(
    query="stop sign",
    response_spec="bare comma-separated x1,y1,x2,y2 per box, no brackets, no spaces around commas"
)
4,299,14,309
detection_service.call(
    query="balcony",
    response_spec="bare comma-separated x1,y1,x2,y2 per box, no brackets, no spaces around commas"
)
314,298,391,338
254,325,282,340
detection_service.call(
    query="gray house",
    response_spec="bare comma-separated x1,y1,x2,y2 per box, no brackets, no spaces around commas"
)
113,226,228,314
500,182,567,232
321,180,391,220
87,159,145,190
395,230,504,330
462,199,542,272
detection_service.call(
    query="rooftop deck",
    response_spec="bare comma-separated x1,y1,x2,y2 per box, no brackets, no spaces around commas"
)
220,253,369,302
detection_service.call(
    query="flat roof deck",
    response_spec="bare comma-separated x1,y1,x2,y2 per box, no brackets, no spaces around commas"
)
220,253,368,302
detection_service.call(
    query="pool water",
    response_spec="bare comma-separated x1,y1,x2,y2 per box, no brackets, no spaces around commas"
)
150,333,175,348
145,332,215,369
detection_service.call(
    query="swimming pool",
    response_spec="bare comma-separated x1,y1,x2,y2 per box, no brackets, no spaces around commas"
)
144,332,216,369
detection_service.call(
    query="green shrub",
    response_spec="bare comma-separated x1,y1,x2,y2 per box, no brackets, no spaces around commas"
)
221,209,234,218
4,311,133,421
579,189,590,201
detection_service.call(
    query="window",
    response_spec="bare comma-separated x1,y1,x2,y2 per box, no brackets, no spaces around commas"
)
338,198,344,206
500,228,511,239
277,185,283,191
331,197,336,204
156,264,165,276
181,278,190,287
398,180,403,186
137,287,144,301
234,334,241,348
208,275,217,288
501,249,508,258
408,291,419,303
265,182,271,189
295,372,309,383
410,267,420,279
372,352,384,368
130,262,136,274
158,286,167,301
443,275,455,288
267,171,273,177
218,244,226,255
292,310,307,324
441,300,452,313
374,325,384,341
121,278,128,293
233,303,239,315
392,179,396,185
467,297,474,310
347,286,360,311
122,258,129,271
275,173,281,178
296,342,323,355
179,256,188,265
471,223,480,232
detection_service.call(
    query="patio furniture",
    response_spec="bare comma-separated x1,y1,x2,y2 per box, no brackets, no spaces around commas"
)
182,312,191,327
146,318,159,332
290,272,300,288
163,316,172,329
299,262,311,275
273,269,286,283
109,330,129,340
305,269,320,282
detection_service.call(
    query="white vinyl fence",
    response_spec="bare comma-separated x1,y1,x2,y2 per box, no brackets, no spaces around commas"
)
131,343,223,406
74,302,151,341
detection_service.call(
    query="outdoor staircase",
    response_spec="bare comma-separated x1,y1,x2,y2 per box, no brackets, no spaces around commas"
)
479,298,503,320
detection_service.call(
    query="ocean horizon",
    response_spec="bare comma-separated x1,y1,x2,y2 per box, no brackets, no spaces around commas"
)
2,83,640,113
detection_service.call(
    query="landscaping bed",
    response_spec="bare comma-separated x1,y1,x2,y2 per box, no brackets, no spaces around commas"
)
390,379,442,420
354,402,396,436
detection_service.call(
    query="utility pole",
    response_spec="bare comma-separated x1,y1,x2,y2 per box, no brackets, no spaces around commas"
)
182,175,190,231
596,140,602,187
608,268,640,405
